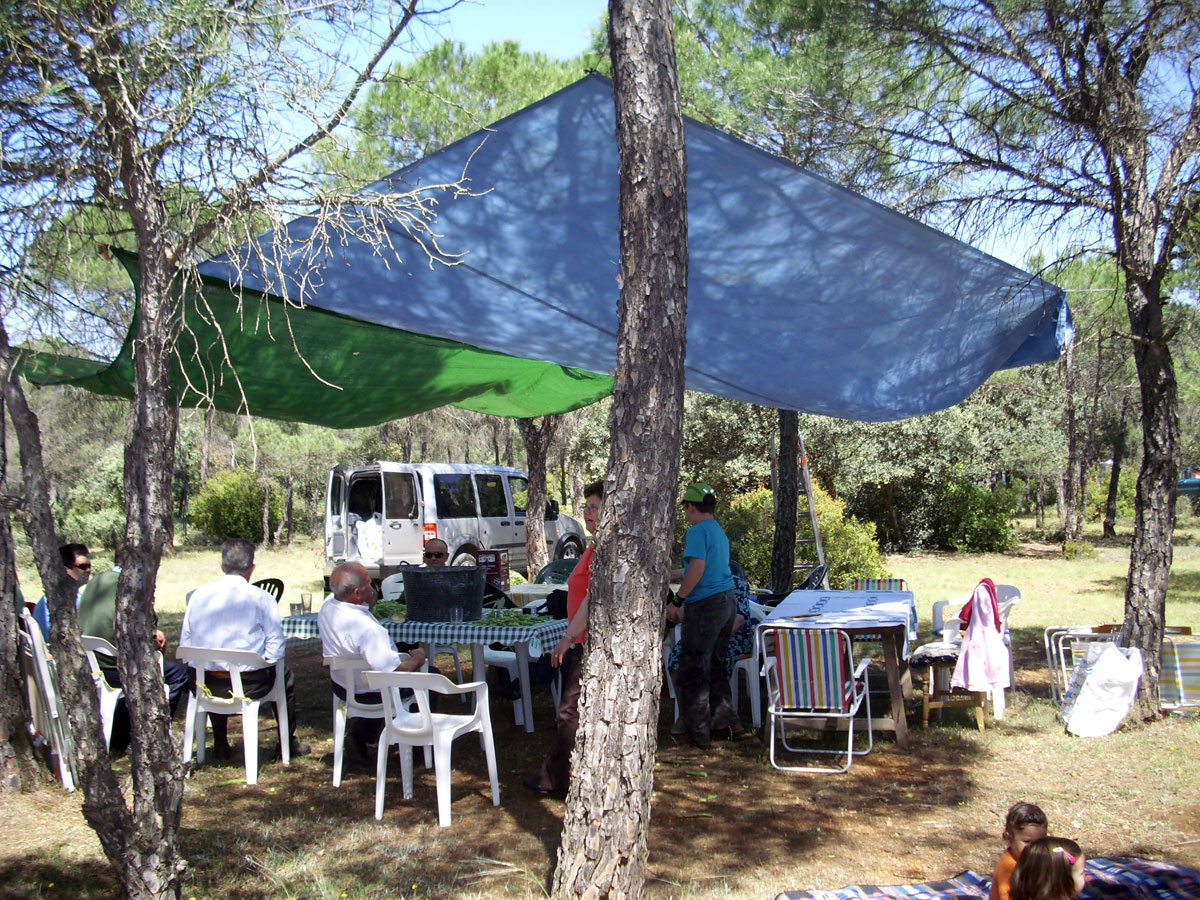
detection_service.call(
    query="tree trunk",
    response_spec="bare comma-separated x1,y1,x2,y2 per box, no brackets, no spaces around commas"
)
1035,478,1045,530
282,477,294,547
261,479,271,551
200,405,213,482
552,1,688,895
1061,340,1083,544
769,410,799,594
504,425,514,468
516,417,561,580
110,244,187,897
0,375,43,790
1123,277,1176,720
1103,400,1129,540
3,318,171,892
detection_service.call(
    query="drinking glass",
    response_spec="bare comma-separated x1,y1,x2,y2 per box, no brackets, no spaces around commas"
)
289,602,303,616
301,592,313,613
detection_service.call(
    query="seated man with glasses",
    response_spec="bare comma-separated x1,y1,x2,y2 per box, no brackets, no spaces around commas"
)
30,543,92,641
422,539,450,567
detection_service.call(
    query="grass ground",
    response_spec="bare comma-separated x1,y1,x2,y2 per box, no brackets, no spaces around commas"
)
4,525,1199,899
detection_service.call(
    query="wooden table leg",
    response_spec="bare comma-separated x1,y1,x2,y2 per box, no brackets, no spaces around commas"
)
882,628,909,749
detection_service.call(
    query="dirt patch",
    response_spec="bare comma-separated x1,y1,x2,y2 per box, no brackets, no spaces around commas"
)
3,647,1198,899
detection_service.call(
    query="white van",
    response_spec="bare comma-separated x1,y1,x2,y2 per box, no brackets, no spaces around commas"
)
324,462,587,583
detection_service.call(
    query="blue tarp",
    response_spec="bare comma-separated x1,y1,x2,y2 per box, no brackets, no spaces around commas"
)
199,74,1071,422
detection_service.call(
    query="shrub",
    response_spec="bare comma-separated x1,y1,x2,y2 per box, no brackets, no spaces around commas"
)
1062,540,1097,559
722,486,887,589
190,469,280,542
929,476,1014,553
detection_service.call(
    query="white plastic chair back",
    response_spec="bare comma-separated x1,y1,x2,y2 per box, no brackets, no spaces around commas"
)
80,636,123,750
380,572,406,602
176,646,289,785
324,654,427,787
364,669,500,827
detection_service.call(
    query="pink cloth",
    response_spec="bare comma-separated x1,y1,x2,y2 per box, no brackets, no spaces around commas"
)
951,580,1010,692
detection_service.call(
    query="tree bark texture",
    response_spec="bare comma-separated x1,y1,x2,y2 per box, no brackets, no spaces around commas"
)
1103,401,1128,540
769,410,799,594
517,416,561,579
1123,278,1177,719
0,370,43,790
1060,340,1083,544
1,323,142,859
106,234,188,897
552,1,688,897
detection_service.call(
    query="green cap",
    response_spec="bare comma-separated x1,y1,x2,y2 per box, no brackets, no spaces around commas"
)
682,483,716,503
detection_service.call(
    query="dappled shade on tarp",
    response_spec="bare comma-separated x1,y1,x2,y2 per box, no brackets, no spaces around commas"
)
199,74,1071,423
16,251,612,427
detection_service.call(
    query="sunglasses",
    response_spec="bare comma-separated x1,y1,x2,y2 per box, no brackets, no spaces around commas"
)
74,562,92,571
423,551,447,559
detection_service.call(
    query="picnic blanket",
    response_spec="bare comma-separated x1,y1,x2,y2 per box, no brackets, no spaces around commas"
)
776,858,1200,900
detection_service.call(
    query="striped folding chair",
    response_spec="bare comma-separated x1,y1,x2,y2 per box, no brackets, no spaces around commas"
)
758,623,872,773
1160,636,1200,711
848,577,908,591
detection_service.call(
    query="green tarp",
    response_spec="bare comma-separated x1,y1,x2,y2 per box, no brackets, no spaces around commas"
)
16,251,612,427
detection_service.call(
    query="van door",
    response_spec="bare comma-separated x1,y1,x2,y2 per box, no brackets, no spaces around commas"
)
345,467,385,565
475,471,521,566
380,464,423,567
504,474,531,570
325,466,351,562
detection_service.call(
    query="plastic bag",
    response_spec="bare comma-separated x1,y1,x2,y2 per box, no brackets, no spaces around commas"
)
1059,641,1143,737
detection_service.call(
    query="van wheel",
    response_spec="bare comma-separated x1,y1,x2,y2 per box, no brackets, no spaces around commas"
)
451,550,477,567
557,538,583,560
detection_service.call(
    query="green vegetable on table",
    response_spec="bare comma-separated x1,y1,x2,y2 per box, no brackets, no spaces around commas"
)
372,600,406,620
473,609,552,627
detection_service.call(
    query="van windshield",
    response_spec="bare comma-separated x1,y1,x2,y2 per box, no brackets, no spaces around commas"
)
433,474,476,518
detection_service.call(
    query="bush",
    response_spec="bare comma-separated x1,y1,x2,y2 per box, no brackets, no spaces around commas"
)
722,486,887,589
190,469,280,542
1062,540,1097,559
56,444,125,550
932,477,1015,553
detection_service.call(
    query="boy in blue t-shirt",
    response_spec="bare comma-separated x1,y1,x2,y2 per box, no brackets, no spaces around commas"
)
666,483,739,749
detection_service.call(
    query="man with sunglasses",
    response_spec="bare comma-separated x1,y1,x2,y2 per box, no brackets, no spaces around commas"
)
29,543,92,641
422,539,450,567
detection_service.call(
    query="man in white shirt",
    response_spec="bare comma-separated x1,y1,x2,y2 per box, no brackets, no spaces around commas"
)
180,538,307,760
319,561,427,762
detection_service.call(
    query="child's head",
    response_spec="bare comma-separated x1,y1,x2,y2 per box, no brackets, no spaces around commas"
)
1011,837,1086,900
1004,802,1049,858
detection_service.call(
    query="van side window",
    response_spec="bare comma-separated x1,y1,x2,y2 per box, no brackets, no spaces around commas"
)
476,475,508,517
383,473,417,519
508,476,529,515
433,474,476,518
347,475,382,521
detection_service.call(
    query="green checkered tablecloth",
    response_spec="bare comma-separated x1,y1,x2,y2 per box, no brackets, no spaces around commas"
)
281,613,568,657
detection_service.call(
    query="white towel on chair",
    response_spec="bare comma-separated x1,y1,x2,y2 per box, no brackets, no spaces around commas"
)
951,582,1011,692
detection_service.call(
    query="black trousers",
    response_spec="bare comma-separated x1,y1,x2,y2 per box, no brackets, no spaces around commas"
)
186,665,297,745
677,589,737,744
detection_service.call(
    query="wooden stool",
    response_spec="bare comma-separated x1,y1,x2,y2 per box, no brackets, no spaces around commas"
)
921,660,986,730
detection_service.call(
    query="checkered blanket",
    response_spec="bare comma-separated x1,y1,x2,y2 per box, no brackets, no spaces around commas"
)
281,613,568,657
775,858,1200,900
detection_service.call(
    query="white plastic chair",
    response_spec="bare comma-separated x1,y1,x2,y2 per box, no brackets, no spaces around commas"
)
324,654,429,787
364,670,500,827
380,572,406,601
176,646,289,785
758,623,872,773
19,610,77,791
80,636,124,750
